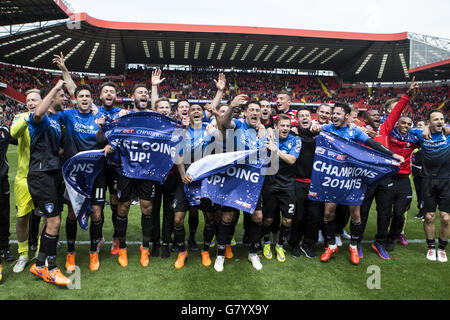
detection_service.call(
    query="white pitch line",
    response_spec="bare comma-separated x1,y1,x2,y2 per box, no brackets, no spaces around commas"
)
7,239,426,245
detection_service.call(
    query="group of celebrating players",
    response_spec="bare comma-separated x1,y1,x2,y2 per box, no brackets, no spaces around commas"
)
0,52,448,288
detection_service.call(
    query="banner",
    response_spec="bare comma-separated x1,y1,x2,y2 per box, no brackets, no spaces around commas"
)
62,150,106,230
104,112,185,183
308,131,400,205
185,149,268,214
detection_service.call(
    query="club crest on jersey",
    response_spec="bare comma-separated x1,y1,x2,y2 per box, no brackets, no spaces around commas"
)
45,203,54,214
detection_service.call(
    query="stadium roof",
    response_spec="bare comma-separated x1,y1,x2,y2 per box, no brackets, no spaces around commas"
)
0,0,72,26
0,7,449,82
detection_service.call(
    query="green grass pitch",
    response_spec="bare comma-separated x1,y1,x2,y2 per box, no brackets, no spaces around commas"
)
0,145,448,300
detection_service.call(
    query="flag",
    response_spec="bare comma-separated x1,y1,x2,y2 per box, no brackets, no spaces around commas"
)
62,150,106,230
185,148,268,213
308,131,400,205
103,112,185,182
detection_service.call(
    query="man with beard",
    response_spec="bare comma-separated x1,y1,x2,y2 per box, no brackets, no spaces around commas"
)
290,108,323,258
96,81,122,255
359,79,418,260
173,98,200,253
316,102,404,265
147,71,180,258
409,110,450,262
103,84,159,268
260,98,274,128
261,114,301,263
58,84,106,272
216,98,266,272
173,101,219,269
28,79,71,286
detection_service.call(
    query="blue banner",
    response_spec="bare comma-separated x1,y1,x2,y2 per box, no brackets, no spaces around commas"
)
185,149,268,213
104,112,185,183
308,131,400,205
62,150,106,230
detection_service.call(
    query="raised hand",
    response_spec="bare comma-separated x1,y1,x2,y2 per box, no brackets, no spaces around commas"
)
54,79,65,90
52,52,68,72
407,76,419,99
214,73,226,91
151,69,166,86
230,94,248,108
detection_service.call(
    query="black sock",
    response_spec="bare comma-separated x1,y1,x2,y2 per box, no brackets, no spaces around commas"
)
262,223,271,243
43,232,58,271
217,220,231,256
36,232,48,267
111,204,118,238
28,210,41,246
227,220,237,245
100,209,105,229
188,212,199,239
89,219,103,252
243,213,251,238
323,219,337,245
426,238,436,249
278,224,291,247
66,218,78,253
174,226,186,252
203,224,215,252
141,214,153,248
350,220,363,246
116,215,128,249
438,238,448,250
249,220,263,254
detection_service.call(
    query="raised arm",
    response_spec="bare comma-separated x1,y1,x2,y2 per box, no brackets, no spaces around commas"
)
151,69,165,111
382,76,419,135
53,52,76,100
33,79,65,123
222,94,247,129
11,113,29,139
265,135,297,165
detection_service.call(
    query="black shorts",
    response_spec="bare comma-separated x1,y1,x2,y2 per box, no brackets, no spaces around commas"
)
262,184,295,219
117,175,156,202
63,170,106,207
91,170,106,206
173,182,215,213
422,177,450,213
105,166,118,195
28,170,64,218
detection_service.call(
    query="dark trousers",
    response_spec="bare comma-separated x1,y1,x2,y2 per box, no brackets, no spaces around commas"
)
388,176,412,240
0,176,10,251
412,167,424,214
151,175,178,244
360,177,393,245
291,181,323,247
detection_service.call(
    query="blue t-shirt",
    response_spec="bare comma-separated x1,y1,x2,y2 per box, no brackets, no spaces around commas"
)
28,112,62,172
99,106,122,121
266,133,301,187
323,124,370,144
57,109,102,162
179,124,214,165
232,119,266,152
410,127,450,177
